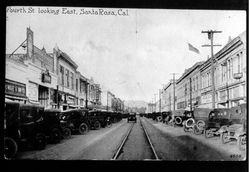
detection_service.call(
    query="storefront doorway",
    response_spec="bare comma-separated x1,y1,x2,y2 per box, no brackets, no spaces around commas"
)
38,85,49,107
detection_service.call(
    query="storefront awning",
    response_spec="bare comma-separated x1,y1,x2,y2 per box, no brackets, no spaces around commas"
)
5,95,28,101
27,99,40,105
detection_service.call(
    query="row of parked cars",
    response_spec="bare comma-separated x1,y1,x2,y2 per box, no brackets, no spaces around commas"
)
4,101,123,160
142,103,247,151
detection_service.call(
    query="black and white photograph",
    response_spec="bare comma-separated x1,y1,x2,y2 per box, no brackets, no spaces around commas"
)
4,3,247,162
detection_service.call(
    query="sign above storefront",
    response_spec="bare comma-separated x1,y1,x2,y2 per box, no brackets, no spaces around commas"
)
42,70,51,83
5,79,26,98
233,73,243,80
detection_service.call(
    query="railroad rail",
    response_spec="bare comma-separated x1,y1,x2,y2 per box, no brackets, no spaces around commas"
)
111,117,159,160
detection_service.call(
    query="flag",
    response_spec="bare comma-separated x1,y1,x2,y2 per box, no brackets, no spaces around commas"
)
188,43,200,54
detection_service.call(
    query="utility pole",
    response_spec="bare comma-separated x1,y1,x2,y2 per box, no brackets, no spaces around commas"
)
85,83,89,109
154,93,157,112
159,89,161,112
189,78,192,111
202,30,222,109
107,91,109,111
170,73,178,111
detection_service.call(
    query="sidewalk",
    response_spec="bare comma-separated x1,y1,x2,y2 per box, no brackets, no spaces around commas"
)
144,118,246,161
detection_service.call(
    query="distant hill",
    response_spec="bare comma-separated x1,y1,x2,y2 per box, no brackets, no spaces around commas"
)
124,100,148,108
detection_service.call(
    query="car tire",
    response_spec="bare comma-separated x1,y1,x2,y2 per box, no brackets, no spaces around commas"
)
79,123,89,134
94,121,101,130
221,132,228,144
34,133,46,150
62,128,71,139
193,125,203,135
174,117,182,126
204,129,211,138
4,137,18,160
238,135,246,151
183,126,189,132
50,128,61,144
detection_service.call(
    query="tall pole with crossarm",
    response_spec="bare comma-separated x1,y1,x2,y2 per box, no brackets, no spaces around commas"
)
170,73,178,111
202,30,222,109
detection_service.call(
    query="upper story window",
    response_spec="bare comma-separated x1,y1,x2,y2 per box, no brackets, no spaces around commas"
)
66,69,69,87
60,65,64,86
76,79,78,91
71,72,74,89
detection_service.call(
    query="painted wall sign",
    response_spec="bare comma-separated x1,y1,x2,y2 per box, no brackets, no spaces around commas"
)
28,82,38,101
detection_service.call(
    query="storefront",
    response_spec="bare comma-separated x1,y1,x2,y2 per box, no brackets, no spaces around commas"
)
5,79,28,103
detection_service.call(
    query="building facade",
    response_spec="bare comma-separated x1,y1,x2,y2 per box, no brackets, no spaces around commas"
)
53,46,79,111
161,82,175,112
200,31,246,108
175,61,203,111
5,54,28,103
6,27,58,109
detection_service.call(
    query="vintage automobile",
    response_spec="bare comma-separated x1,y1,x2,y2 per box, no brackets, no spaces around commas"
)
4,102,47,160
191,108,211,135
88,110,112,128
219,104,247,151
188,108,230,135
127,113,137,123
203,108,230,138
60,109,90,134
151,112,161,121
161,111,172,124
42,109,71,143
172,110,194,127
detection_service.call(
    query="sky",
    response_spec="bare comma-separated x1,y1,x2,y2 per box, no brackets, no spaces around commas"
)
6,7,246,102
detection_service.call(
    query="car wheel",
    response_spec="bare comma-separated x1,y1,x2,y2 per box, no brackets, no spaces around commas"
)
34,133,46,150
238,135,246,151
94,121,101,130
62,128,71,139
183,126,189,132
50,128,61,144
4,137,18,160
193,125,203,135
175,117,182,126
221,132,228,144
106,121,112,128
204,129,211,138
79,123,89,134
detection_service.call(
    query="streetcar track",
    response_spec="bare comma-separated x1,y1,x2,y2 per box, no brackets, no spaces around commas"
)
111,122,134,160
140,117,159,160
111,117,159,160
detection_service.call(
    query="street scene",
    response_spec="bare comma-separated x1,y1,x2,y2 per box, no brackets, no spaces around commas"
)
5,6,247,161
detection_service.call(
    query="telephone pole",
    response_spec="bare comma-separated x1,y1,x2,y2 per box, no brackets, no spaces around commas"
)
189,78,192,111
202,30,222,109
170,73,178,111
159,89,161,112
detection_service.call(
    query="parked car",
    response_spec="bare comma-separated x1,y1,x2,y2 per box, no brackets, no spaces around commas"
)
88,110,112,129
161,111,172,124
172,110,194,127
127,113,137,123
4,102,47,160
42,109,71,143
203,108,230,138
219,104,246,150
191,108,211,135
60,109,89,134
